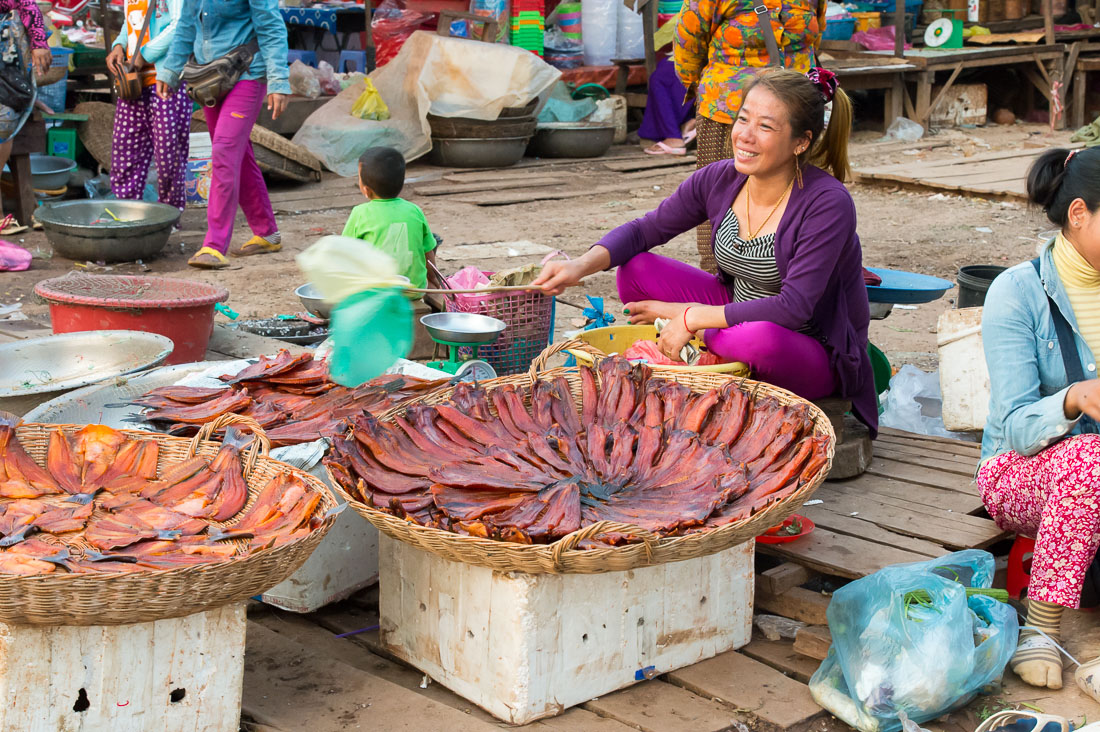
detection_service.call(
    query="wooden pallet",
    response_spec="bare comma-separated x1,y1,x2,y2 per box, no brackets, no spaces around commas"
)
758,427,1003,582
854,145,1083,200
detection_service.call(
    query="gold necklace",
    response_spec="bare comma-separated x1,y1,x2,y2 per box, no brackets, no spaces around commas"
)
744,178,794,240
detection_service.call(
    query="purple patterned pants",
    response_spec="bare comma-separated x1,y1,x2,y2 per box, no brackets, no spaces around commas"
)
110,83,190,211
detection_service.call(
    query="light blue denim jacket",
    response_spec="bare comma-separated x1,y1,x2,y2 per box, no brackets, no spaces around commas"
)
154,0,290,95
981,240,1094,462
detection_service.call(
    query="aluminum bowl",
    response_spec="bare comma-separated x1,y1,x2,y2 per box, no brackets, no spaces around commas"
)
527,123,616,159
296,283,331,319
4,154,78,190
420,312,506,344
0,330,173,401
427,136,529,168
35,200,181,263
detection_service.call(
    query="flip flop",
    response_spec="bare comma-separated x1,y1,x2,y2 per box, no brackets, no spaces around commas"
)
188,246,230,270
975,710,1069,732
644,141,688,156
230,234,282,257
0,214,28,235
683,128,698,146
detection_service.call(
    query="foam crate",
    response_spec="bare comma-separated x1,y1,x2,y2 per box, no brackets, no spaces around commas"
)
379,535,755,724
0,603,246,732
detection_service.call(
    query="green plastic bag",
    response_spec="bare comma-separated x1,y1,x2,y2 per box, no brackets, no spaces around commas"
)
328,288,413,386
297,235,414,386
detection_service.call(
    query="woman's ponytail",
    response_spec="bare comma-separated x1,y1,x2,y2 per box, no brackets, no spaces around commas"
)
1026,147,1100,227
811,87,851,183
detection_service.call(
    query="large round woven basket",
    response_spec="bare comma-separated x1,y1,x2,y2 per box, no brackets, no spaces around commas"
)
329,365,835,575
2,415,339,626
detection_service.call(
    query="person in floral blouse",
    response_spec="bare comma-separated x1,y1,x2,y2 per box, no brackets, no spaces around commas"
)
673,0,825,273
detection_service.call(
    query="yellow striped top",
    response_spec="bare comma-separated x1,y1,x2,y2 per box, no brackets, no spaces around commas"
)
1053,232,1100,362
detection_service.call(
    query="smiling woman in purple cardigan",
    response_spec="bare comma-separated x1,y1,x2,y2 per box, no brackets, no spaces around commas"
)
535,68,877,432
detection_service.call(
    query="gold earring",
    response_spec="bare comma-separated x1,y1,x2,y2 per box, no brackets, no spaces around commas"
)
795,157,804,188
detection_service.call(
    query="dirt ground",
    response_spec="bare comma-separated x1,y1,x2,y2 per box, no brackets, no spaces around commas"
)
0,122,1073,375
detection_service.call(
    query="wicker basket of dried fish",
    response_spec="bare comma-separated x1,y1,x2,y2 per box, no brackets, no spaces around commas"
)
0,413,339,625
324,356,835,575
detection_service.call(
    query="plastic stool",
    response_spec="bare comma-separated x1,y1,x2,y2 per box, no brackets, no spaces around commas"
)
338,50,369,73
1007,535,1035,599
287,49,317,67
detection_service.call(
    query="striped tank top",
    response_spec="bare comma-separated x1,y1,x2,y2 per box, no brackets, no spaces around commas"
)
713,206,815,335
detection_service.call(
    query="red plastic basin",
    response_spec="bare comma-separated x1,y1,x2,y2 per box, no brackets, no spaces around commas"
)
34,274,229,365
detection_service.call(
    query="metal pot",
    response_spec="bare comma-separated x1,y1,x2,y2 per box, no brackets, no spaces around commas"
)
427,136,529,168
296,283,331,319
35,200,181,263
527,123,616,159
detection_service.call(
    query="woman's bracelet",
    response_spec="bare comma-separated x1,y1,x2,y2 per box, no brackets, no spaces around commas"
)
683,307,692,333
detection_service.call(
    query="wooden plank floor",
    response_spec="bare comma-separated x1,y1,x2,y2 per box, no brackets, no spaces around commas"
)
759,427,1004,580
853,145,1083,200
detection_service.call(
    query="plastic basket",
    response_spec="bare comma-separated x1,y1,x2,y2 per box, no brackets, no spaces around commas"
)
822,17,856,40
446,289,555,375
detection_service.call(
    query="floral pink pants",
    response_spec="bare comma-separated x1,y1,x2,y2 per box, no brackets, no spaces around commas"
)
977,433,1100,608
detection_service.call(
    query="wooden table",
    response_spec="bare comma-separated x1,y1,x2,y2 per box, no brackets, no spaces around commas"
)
8,112,46,226
861,45,1067,129
828,60,919,130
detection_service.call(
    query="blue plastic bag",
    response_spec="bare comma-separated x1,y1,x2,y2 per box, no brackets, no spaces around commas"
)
809,550,1018,732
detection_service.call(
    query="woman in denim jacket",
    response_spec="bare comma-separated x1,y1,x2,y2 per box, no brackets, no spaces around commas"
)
155,0,289,269
979,146,1100,695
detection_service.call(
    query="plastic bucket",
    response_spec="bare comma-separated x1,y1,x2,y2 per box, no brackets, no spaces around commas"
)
852,11,881,31
956,265,1005,308
34,274,228,364
822,17,856,40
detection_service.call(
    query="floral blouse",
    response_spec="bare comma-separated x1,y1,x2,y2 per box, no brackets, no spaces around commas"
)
0,0,48,50
674,0,825,124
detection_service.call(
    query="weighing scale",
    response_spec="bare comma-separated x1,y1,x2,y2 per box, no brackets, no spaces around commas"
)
420,312,507,382
924,10,965,49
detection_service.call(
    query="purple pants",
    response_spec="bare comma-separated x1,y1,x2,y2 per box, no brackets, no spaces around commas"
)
110,84,191,210
203,79,277,254
637,58,694,142
617,252,837,400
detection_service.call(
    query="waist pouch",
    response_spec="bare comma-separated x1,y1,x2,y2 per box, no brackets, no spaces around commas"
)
181,38,260,107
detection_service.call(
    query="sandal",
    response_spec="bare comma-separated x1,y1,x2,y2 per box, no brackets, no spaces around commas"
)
230,233,282,257
188,246,230,269
683,128,697,147
975,710,1069,732
644,141,687,156
0,214,28,235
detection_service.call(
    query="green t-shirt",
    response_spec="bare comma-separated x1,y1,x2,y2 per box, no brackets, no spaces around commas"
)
340,198,437,290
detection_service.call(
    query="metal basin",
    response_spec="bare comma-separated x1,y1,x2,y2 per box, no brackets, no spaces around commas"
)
0,330,174,418
2,154,77,190
35,200,181,263
427,136,529,168
296,283,331,319
420,312,506,344
527,123,615,159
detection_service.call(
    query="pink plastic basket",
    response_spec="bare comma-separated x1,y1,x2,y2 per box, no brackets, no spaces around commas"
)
446,288,554,376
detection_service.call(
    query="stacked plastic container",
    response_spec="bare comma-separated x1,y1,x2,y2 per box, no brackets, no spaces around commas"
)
657,0,679,25
554,1,581,43
511,0,545,55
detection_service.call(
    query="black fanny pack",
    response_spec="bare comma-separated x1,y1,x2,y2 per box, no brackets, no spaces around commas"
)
181,38,260,107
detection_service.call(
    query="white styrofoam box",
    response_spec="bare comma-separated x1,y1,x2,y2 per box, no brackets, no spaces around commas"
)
0,602,245,732
260,494,379,612
938,307,989,432
380,536,754,725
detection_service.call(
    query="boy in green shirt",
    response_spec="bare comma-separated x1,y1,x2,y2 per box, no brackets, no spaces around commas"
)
341,147,438,291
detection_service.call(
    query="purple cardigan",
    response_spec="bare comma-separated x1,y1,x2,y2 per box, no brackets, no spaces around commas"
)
596,159,878,432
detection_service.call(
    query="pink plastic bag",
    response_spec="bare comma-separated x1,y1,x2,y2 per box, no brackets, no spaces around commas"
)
0,239,30,271
852,26,911,51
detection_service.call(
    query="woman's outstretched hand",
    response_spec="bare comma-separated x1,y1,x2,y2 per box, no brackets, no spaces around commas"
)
1066,380,1100,422
534,247,610,296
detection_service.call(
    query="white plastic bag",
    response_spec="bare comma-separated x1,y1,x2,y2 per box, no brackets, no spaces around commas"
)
616,0,644,59
879,365,977,440
581,0,617,65
289,60,321,99
883,116,924,142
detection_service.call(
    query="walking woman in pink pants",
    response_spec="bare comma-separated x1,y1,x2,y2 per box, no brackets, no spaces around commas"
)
154,0,289,269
